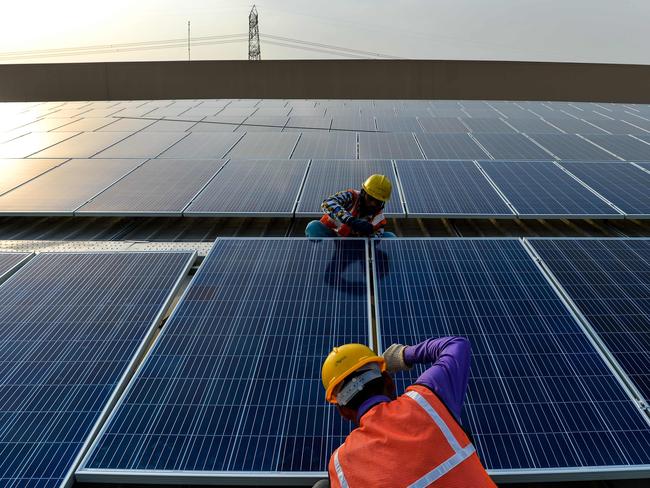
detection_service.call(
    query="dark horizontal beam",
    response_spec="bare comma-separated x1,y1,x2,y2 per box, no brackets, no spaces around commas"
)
1,59,650,103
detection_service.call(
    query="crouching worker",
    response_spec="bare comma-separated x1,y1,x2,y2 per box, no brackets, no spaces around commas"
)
315,337,496,488
305,174,396,238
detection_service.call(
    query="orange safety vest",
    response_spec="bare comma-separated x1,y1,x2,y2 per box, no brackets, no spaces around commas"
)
328,384,496,488
320,189,387,237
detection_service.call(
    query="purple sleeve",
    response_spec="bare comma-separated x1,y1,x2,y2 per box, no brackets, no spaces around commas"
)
403,336,471,421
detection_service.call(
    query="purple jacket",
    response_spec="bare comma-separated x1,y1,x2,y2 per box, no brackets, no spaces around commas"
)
357,337,471,423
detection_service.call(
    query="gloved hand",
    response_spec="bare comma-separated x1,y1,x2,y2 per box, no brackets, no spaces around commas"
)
382,344,412,373
348,218,374,236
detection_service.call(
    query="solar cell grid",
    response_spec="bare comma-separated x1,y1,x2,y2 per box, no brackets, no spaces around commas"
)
373,238,650,478
0,251,195,488
358,132,423,159
30,132,133,158
478,161,621,218
505,118,563,134
184,159,308,216
0,252,31,283
416,133,489,159
417,117,468,133
291,132,357,159
579,134,650,161
157,132,243,159
460,118,517,134
224,132,300,159
79,239,370,482
530,238,650,404
473,133,553,160
560,162,650,217
527,134,621,161
396,160,513,217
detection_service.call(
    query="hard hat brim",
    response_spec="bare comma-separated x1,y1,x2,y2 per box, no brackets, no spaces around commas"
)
325,356,386,404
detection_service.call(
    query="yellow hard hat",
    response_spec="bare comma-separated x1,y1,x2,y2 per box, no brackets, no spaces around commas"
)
362,174,392,202
321,343,386,404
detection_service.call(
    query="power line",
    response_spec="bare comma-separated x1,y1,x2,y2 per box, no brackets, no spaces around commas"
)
261,34,400,59
263,40,366,59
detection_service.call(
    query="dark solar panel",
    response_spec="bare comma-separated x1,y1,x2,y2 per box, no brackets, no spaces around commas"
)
530,238,650,404
416,133,489,159
78,239,370,483
541,117,608,134
0,159,66,196
418,117,469,133
478,160,621,218
580,134,650,161
224,132,300,159
460,118,517,134
285,116,332,130
0,251,194,488
585,119,650,135
358,133,423,159
184,159,308,216
560,162,650,216
77,159,226,216
331,116,376,132
375,117,423,133
296,159,404,217
0,252,31,283
291,132,357,159
473,133,554,160
157,133,243,159
396,160,513,217
507,118,563,134
527,134,620,161
373,238,650,478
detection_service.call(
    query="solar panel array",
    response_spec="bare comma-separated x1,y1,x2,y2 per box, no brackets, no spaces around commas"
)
1,99,650,218
0,251,194,488
529,239,650,403
373,239,650,477
78,239,370,483
0,252,31,282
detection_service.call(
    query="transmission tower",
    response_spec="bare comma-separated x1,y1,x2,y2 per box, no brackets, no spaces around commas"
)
248,5,261,60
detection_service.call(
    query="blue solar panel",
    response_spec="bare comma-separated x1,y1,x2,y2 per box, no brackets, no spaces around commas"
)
395,160,514,217
295,159,404,217
0,251,194,488
416,133,489,159
473,133,554,160
560,162,650,217
373,239,650,479
358,133,423,159
580,134,650,161
78,239,371,484
478,160,621,218
526,134,619,161
530,238,650,404
0,252,31,283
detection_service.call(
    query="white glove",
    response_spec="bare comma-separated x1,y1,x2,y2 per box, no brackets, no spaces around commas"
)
382,344,412,373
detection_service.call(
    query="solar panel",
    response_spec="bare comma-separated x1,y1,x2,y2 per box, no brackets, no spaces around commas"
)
529,238,650,404
473,133,553,160
296,159,404,217
51,117,117,132
506,118,563,134
580,134,650,161
560,162,650,217
585,119,650,135
78,238,370,484
184,159,308,217
0,132,80,158
460,117,517,134
291,132,357,159
395,160,513,217
224,132,300,158
375,117,423,132
0,252,31,283
527,134,620,161
417,117,468,133
93,132,189,158
0,159,66,196
0,159,145,216
157,132,243,159
0,251,194,488
77,159,226,217
97,118,156,132
416,133,489,159
285,116,331,130
541,117,608,134
29,132,133,158
358,133,423,159
478,160,621,218
331,116,376,132
373,238,650,479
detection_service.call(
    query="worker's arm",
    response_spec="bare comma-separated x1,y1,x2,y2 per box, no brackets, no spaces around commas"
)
384,337,471,421
321,191,355,224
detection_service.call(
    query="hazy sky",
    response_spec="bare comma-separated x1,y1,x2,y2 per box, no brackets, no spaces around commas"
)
2,0,649,64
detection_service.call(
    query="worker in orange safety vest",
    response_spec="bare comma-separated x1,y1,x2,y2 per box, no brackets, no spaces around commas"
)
314,338,496,488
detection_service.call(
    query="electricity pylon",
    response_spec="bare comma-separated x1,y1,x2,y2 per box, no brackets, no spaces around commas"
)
248,5,261,60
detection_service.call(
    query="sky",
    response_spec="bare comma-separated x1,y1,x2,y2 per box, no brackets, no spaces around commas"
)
1,0,649,64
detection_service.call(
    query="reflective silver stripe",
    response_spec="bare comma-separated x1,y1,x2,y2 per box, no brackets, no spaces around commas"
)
405,391,462,451
333,449,350,488
408,444,476,488
405,390,478,487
